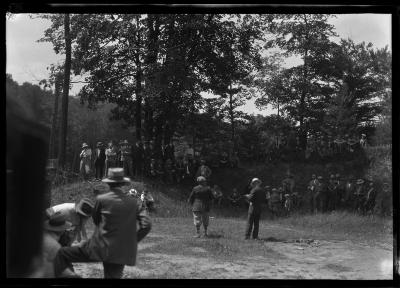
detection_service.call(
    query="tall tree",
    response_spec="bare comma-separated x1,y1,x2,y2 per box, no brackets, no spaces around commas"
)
320,40,392,137
48,72,63,159
266,14,338,148
58,14,72,168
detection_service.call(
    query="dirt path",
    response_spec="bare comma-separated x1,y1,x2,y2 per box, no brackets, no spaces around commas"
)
72,219,393,279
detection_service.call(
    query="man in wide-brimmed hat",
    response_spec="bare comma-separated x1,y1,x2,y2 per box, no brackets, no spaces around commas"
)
244,178,265,240
54,168,151,278
188,176,214,238
79,143,92,181
46,198,94,246
93,142,106,180
40,212,78,278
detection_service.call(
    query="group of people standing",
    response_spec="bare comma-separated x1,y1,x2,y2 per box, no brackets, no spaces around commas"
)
225,171,391,218
305,173,390,216
79,140,219,185
79,140,174,181
188,176,265,240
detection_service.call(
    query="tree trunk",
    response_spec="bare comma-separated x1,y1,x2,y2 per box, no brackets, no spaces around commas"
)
229,83,235,144
134,15,142,141
143,14,159,143
58,14,71,169
49,72,62,158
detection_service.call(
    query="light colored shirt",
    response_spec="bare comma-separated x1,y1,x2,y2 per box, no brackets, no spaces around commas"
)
80,148,92,159
48,203,81,230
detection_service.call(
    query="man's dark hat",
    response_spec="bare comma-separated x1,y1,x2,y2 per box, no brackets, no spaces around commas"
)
102,168,131,184
43,211,72,232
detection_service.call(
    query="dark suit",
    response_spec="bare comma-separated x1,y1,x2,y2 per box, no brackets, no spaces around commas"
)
54,187,151,278
245,186,265,239
93,148,106,179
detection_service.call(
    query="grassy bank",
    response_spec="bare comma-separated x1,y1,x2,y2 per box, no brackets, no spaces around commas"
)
51,170,392,246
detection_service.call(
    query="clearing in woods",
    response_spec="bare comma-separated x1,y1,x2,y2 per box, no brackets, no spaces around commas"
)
72,216,393,279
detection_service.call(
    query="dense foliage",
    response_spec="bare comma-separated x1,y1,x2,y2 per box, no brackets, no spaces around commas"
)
8,13,392,169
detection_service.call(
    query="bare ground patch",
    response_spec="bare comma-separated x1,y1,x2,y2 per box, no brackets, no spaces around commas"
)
71,217,393,279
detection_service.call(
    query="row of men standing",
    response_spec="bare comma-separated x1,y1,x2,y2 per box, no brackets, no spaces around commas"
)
80,140,176,181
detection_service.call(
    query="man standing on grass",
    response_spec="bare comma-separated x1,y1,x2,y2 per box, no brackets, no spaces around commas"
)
244,178,265,240
188,176,214,238
54,168,151,278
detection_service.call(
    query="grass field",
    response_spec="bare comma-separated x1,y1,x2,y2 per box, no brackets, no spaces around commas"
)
51,179,393,279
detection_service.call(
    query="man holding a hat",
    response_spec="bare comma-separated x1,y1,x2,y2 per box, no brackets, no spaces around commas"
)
244,178,265,240
93,142,106,180
79,143,92,181
188,176,214,238
46,198,94,246
54,168,152,278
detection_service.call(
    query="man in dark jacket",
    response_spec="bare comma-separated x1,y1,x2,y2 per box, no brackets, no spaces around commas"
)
93,142,106,180
244,178,265,240
54,168,151,278
188,176,214,238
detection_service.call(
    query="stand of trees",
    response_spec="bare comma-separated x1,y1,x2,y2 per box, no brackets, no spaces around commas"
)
9,13,390,169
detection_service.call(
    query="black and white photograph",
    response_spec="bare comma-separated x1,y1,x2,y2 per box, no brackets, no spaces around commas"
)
6,4,396,281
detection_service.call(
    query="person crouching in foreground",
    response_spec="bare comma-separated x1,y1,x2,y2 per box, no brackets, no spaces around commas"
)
54,168,151,279
40,212,79,278
45,198,94,246
188,176,214,238
244,178,265,240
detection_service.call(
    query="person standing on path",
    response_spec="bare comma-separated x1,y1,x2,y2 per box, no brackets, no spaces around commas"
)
53,168,152,279
188,176,214,238
244,178,265,240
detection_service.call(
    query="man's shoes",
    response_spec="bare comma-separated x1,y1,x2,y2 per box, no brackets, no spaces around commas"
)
194,233,201,238
252,237,260,240
244,237,250,240
203,232,208,238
